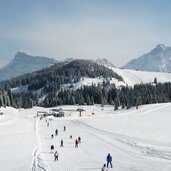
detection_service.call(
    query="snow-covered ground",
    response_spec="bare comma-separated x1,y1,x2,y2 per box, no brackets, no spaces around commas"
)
1,103,171,171
112,67,171,86
0,107,36,171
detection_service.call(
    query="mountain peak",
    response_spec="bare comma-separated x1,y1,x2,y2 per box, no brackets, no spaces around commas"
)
95,58,114,68
14,51,30,59
154,44,166,51
156,44,165,48
124,44,171,72
0,52,57,81
17,50,27,54
150,44,167,55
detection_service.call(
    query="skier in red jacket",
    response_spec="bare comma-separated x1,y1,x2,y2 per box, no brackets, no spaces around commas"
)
75,139,79,148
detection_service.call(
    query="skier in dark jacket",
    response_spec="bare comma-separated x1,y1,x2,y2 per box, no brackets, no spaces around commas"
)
55,129,58,136
63,126,66,131
106,153,112,168
50,145,54,151
60,139,63,147
78,136,81,143
54,151,59,161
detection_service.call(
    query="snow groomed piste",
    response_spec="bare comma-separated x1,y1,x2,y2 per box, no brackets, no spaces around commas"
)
1,104,171,171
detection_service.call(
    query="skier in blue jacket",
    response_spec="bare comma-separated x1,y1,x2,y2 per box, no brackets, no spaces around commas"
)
106,153,113,168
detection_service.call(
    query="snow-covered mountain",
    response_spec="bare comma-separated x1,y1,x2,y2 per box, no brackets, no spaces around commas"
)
0,51,57,81
95,58,115,68
124,44,171,72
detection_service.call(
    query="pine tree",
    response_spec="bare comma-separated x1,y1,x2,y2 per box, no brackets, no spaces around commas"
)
154,77,157,84
8,89,13,107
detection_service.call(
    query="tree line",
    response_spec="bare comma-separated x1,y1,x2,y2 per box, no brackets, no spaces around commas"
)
1,79,171,110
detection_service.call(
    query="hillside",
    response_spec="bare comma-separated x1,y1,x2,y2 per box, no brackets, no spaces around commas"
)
2,60,171,109
111,67,171,86
2,59,123,89
0,59,124,108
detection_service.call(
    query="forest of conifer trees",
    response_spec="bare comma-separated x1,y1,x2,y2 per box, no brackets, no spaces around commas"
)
0,60,171,110
1,80,171,110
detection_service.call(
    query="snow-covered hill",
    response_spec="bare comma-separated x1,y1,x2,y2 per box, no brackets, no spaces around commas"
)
124,44,171,73
70,65,171,88
60,62,171,91
1,103,171,171
0,51,57,81
11,66,171,96
111,67,171,86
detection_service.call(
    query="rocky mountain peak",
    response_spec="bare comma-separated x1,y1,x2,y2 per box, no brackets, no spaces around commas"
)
0,52,57,81
95,58,114,68
124,44,171,72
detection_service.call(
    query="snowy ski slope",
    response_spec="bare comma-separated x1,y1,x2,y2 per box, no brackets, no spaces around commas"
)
1,103,171,171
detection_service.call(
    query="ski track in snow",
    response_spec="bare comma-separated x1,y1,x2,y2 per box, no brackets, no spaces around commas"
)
72,119,171,161
32,118,52,171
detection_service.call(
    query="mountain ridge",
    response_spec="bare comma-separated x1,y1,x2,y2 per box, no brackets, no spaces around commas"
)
124,44,171,72
0,51,57,81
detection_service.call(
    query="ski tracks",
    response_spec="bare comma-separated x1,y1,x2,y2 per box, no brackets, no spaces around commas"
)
31,118,51,171
72,119,171,170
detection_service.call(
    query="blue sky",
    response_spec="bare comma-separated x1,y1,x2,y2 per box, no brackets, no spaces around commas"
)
0,0,171,67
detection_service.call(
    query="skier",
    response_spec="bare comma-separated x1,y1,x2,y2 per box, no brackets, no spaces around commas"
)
51,134,54,139
78,136,81,143
50,145,54,151
75,139,79,148
60,139,63,147
47,122,49,127
101,164,107,171
69,135,72,139
54,151,59,161
106,153,113,168
63,126,66,131
55,129,58,136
